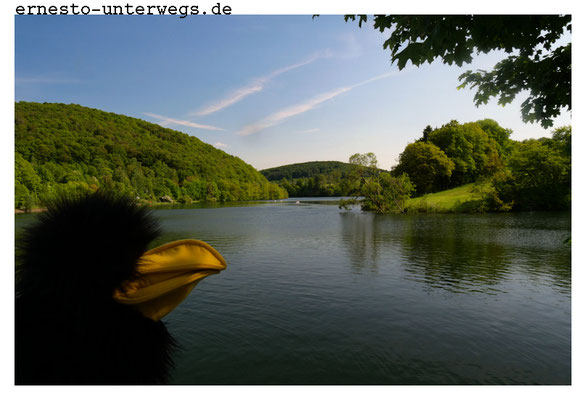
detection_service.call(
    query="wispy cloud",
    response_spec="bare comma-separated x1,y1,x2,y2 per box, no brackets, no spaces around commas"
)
193,53,323,117
214,142,228,148
16,77,82,84
238,71,398,136
237,87,348,136
194,85,264,117
143,112,224,131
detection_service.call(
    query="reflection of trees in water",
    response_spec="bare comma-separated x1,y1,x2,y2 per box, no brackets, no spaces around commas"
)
531,252,571,293
398,216,512,293
398,215,571,294
339,212,571,294
339,212,381,273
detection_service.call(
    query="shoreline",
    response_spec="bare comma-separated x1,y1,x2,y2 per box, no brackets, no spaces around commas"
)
15,208,47,214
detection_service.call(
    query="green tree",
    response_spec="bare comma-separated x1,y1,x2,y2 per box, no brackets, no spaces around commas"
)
15,153,41,196
15,184,36,211
349,152,378,175
343,153,414,213
54,181,91,198
344,15,570,128
490,136,571,211
475,119,513,155
428,121,501,186
392,141,454,195
416,125,434,143
550,125,571,157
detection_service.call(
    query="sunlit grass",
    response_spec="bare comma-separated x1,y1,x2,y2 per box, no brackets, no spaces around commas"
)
406,183,489,212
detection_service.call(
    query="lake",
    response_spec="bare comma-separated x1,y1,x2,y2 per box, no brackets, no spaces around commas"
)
15,199,571,384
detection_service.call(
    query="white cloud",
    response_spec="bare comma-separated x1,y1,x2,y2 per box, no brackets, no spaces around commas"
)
16,77,82,84
238,87,350,136
193,85,263,117
143,112,224,131
193,53,323,116
214,142,228,148
238,71,398,136
261,54,321,80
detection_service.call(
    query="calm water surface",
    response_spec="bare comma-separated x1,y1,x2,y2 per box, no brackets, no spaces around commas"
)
15,199,571,384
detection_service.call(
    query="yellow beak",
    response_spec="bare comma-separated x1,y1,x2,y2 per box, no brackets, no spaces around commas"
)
113,239,227,321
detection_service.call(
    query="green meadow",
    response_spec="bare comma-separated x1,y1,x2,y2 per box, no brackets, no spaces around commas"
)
406,183,488,213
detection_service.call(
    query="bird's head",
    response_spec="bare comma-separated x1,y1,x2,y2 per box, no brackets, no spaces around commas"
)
16,191,226,320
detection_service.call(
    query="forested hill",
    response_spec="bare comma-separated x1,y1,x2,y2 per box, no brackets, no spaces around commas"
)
15,102,287,209
260,161,372,197
260,161,355,181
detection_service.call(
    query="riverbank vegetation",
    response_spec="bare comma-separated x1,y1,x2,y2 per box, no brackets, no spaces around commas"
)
336,120,570,214
260,161,383,197
15,102,287,211
338,153,414,213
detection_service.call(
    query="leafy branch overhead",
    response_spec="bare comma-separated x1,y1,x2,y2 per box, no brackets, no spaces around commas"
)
344,15,571,128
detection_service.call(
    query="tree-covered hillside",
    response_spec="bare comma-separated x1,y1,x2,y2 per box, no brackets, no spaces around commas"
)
15,102,287,210
260,161,355,181
260,161,376,197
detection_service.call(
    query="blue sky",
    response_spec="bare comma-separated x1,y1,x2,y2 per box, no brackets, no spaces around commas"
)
15,15,571,170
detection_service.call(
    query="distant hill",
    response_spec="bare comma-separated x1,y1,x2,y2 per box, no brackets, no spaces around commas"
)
260,161,374,197
260,161,355,181
15,102,287,209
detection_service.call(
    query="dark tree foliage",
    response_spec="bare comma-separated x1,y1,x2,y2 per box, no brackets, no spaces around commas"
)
276,175,349,197
15,102,287,209
344,15,571,128
260,161,355,181
475,118,513,155
550,125,571,157
416,125,434,143
427,120,501,186
489,130,571,211
392,141,454,195
341,153,414,213
260,161,383,197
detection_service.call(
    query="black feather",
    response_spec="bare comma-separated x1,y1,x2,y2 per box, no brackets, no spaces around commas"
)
16,191,177,384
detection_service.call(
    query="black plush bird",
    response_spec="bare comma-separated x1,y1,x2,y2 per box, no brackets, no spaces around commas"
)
15,191,226,384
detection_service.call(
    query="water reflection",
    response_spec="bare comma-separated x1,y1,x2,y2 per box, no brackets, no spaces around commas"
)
338,211,571,295
397,215,513,294
339,212,381,273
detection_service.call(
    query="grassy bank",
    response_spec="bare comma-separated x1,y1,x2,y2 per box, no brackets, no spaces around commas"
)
405,183,488,213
